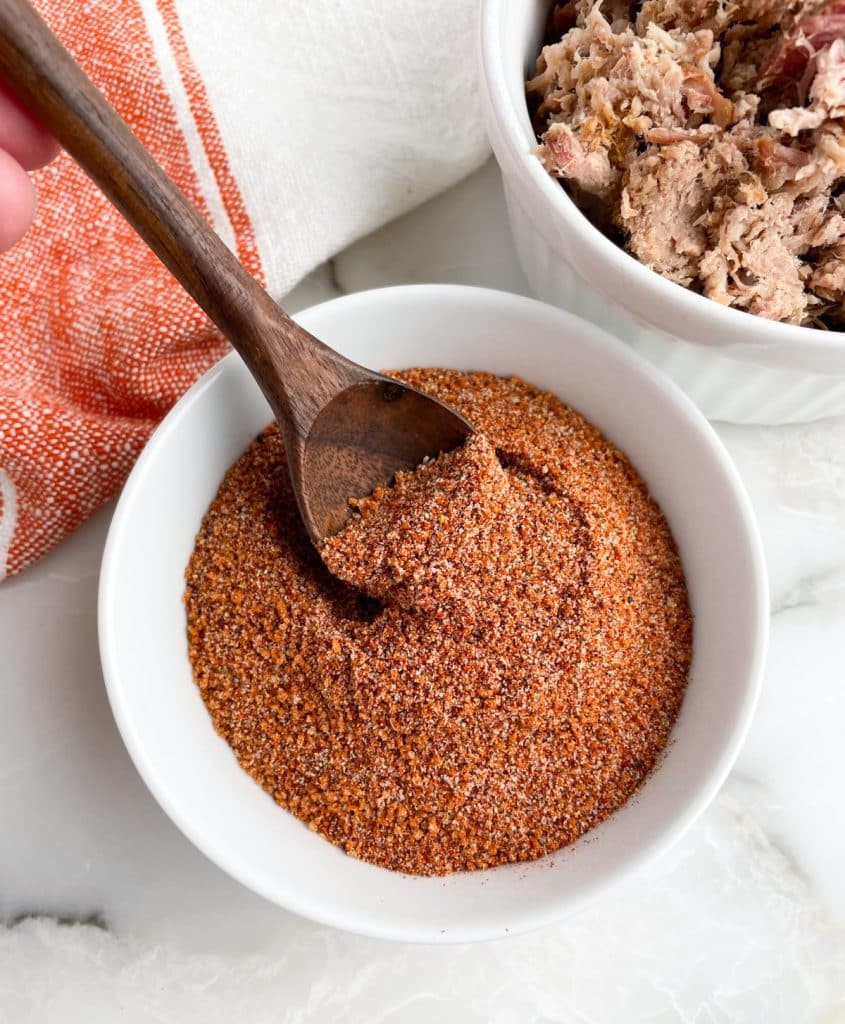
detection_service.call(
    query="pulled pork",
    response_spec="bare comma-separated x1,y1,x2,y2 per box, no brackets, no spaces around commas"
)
528,0,845,325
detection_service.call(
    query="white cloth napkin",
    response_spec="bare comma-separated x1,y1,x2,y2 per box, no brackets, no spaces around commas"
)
0,0,489,578
153,0,490,294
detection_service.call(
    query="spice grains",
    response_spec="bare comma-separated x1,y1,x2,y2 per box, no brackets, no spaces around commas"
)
185,370,692,875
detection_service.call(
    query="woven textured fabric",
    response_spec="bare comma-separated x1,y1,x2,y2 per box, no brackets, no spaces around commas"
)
0,0,488,579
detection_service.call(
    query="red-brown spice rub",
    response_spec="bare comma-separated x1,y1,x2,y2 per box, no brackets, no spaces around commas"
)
185,370,692,875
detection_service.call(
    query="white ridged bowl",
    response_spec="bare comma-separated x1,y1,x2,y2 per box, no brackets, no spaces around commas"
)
479,0,845,424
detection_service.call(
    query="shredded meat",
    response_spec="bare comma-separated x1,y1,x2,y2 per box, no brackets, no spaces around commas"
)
530,0,845,326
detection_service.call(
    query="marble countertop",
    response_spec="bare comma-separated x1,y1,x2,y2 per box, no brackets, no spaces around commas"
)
2,160,844,1022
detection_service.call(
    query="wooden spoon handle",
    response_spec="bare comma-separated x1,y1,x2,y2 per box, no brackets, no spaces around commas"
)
0,0,359,435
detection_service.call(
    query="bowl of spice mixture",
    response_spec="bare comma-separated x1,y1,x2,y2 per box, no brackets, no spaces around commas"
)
99,285,768,942
480,0,845,424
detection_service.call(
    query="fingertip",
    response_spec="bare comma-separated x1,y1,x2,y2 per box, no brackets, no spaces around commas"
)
0,148,37,251
18,125,60,170
0,83,60,170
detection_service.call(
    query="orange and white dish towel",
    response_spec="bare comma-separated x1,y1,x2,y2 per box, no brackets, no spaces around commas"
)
0,0,487,579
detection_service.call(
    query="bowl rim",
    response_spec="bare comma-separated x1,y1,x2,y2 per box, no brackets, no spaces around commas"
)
98,284,770,942
478,0,845,370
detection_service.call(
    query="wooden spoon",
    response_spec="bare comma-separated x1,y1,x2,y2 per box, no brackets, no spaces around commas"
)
0,0,472,544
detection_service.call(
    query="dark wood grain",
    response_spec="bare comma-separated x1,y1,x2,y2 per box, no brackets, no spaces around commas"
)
0,0,472,543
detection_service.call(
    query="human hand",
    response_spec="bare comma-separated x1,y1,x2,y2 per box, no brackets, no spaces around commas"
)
0,82,59,250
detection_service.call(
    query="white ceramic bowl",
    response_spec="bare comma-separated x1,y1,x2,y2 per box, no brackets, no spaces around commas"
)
99,285,768,942
479,0,845,424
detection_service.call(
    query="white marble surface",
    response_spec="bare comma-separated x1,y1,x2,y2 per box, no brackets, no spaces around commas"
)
2,160,845,1022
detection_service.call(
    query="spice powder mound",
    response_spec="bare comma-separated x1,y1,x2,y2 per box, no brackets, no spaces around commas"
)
185,370,692,876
